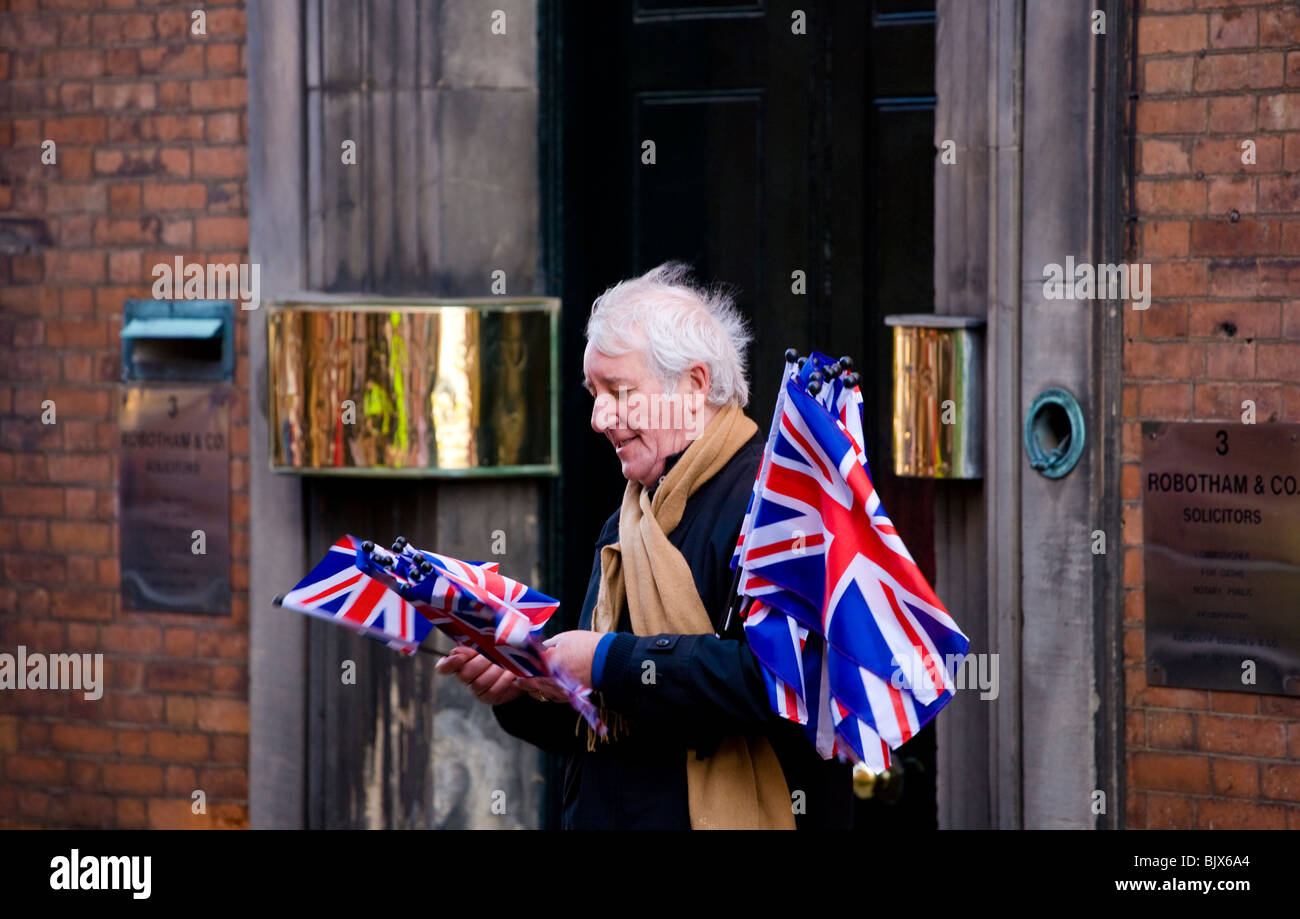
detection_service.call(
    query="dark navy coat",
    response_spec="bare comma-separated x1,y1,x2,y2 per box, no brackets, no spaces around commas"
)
493,429,854,829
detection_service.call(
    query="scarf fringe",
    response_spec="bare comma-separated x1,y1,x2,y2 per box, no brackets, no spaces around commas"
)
580,697,628,751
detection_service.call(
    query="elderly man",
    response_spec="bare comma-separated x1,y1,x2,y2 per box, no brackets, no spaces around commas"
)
437,262,853,829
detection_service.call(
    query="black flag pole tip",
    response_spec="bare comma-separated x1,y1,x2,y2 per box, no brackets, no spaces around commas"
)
272,594,284,606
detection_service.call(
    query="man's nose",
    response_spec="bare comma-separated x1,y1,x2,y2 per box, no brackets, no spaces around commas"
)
591,394,616,433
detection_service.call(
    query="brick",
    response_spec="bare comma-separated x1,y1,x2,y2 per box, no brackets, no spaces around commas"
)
1258,343,1300,382
92,216,161,246
1260,93,1300,131
1206,177,1255,215
1143,220,1190,258
1208,9,1256,48
1138,14,1206,55
163,628,196,657
48,521,110,554
1259,7,1300,47
1197,799,1288,830
1206,260,1256,298
165,765,196,796
0,486,63,517
102,763,163,795
1193,52,1284,92
191,78,246,110
1193,135,1281,174
195,216,247,248
1123,341,1204,378
1191,218,1279,256
1132,752,1210,794
1198,713,1286,757
1259,259,1300,297
6,753,68,785
1144,57,1194,95
100,624,162,655
1140,138,1191,174
165,694,196,727
42,113,106,143
1208,96,1256,132
142,182,205,211
46,453,111,484
1147,710,1194,750
1259,175,1300,214
91,81,157,110
145,662,210,693
108,184,142,212
116,798,147,829
206,43,241,75
1136,98,1207,135
1145,792,1193,829
196,698,248,734
109,250,143,284
198,767,247,799
1261,763,1300,803
1137,179,1206,216
138,43,204,75
50,794,114,828
51,724,114,754
1206,341,1254,378
147,730,210,762
193,146,245,179
41,48,104,78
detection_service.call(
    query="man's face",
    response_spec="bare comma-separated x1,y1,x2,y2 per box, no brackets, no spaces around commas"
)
583,344,702,487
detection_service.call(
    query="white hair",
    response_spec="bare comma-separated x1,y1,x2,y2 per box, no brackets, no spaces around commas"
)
584,262,752,408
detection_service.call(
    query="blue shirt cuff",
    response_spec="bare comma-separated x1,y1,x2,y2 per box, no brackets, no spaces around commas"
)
591,633,617,689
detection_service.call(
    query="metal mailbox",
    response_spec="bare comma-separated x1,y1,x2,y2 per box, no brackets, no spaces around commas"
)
885,314,985,480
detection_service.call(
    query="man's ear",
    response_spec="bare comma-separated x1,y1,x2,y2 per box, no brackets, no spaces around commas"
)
686,362,710,396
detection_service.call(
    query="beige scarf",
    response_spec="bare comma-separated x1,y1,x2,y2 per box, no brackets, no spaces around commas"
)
591,403,795,830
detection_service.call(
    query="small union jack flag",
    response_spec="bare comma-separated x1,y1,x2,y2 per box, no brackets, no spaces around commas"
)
733,353,970,773
279,535,433,655
278,535,604,734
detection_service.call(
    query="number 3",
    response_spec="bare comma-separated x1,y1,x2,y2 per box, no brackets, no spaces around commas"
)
1215,429,1228,456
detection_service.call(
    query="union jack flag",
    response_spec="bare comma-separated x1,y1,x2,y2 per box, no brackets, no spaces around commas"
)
278,535,604,734
280,535,433,655
733,353,970,773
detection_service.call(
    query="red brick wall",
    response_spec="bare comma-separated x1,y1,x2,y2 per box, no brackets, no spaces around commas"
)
1124,0,1300,829
0,0,250,828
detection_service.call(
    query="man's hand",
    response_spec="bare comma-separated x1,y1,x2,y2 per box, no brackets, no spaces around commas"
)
435,646,523,705
541,630,604,687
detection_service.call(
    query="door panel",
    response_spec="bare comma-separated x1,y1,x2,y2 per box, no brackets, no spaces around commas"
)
549,0,939,829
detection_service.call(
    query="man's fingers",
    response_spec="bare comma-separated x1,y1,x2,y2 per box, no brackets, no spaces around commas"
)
435,646,475,674
458,655,494,684
468,664,504,696
479,669,518,705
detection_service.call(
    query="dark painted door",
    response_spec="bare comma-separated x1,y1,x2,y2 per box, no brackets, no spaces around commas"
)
546,0,940,828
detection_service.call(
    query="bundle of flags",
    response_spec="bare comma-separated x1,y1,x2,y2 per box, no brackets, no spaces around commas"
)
275,535,603,734
731,351,969,774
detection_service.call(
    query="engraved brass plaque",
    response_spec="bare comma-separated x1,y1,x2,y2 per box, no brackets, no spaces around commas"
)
120,386,231,615
1142,422,1300,696
268,299,559,476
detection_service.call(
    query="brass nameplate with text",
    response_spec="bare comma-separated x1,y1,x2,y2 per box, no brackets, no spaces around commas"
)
120,386,231,615
1142,422,1300,696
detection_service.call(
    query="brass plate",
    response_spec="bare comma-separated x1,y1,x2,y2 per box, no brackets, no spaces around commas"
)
268,299,559,476
120,386,231,615
1142,422,1300,696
